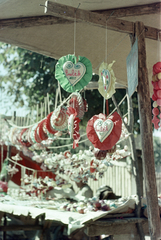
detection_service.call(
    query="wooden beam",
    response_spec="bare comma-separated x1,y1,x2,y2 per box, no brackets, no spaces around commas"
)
86,217,151,237
45,1,161,41
0,15,72,29
0,224,42,231
94,2,161,18
45,1,134,34
84,81,126,90
0,4,160,41
135,21,161,240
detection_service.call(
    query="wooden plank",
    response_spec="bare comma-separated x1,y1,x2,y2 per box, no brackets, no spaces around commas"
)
86,217,153,237
0,15,72,29
102,213,135,219
122,167,125,197
94,2,161,18
0,6,160,42
45,1,134,34
45,1,161,41
0,224,42,231
145,25,161,41
135,21,161,240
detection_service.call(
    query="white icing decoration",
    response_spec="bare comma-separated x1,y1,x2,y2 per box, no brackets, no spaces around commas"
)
63,61,86,86
94,119,114,142
101,69,111,93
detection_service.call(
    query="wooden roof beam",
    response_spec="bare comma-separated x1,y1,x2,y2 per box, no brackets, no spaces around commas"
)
0,15,72,29
94,2,161,18
44,1,161,41
45,1,134,34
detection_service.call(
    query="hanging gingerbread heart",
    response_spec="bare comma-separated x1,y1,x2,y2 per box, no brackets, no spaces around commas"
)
34,124,42,143
19,128,32,147
86,112,122,150
55,54,92,92
69,92,86,119
66,107,81,148
46,112,58,135
38,119,48,141
50,106,68,131
98,61,116,99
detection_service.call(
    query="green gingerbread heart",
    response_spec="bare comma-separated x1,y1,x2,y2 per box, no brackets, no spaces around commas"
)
55,54,92,92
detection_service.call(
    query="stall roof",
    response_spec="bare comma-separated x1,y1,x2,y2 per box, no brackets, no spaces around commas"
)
0,0,160,94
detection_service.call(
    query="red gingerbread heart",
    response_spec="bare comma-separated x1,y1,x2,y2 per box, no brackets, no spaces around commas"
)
86,112,122,150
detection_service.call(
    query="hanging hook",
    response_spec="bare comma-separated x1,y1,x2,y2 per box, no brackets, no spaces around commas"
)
75,3,81,13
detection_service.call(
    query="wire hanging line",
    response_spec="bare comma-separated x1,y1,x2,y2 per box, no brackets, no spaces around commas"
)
6,117,45,130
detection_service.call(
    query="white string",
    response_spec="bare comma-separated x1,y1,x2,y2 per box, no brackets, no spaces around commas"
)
74,13,76,56
107,94,127,118
47,93,50,114
7,157,36,173
54,88,59,110
105,19,108,63
7,92,74,129
117,133,133,144
1,145,3,171
158,31,161,62
73,3,81,56
44,96,47,117
56,132,87,140
36,104,39,122
48,138,88,149
58,82,62,103
7,117,45,129
103,18,108,115
103,97,106,115
94,34,128,72
7,157,55,173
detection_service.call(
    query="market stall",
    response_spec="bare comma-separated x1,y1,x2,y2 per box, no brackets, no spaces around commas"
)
0,1,161,240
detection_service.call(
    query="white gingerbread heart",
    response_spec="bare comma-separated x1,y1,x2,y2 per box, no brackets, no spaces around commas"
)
94,118,114,142
101,69,111,92
63,61,86,86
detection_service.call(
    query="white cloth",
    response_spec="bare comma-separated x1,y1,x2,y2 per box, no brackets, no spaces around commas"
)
46,187,75,199
75,184,93,201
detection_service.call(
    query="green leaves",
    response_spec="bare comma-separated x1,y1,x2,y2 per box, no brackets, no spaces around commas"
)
0,43,58,109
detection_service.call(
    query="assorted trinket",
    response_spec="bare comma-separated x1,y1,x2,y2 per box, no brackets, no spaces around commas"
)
151,61,161,129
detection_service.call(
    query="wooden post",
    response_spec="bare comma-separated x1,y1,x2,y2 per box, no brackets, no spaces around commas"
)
3,213,7,240
135,21,161,240
112,94,145,240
